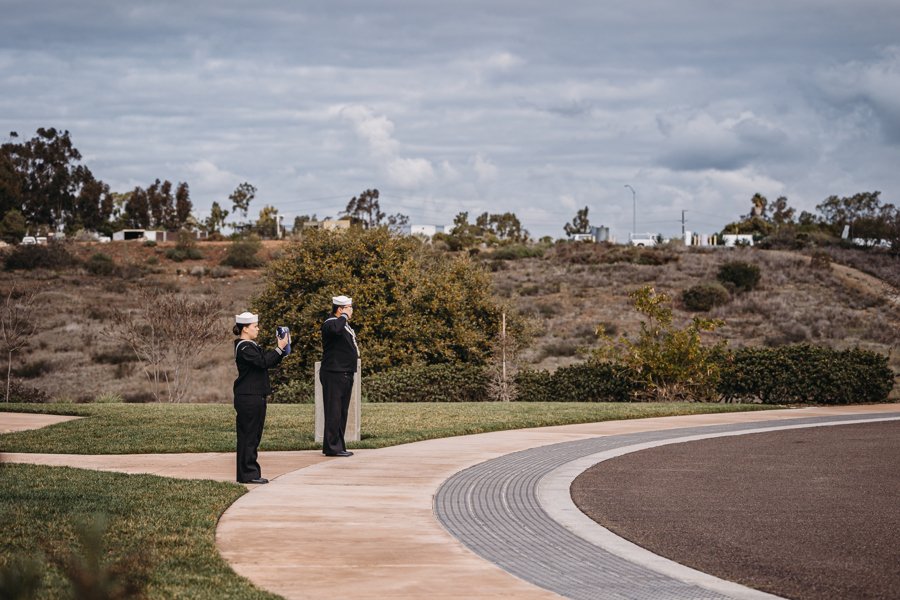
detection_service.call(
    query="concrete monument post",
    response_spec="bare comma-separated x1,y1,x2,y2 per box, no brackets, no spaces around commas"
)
314,359,361,443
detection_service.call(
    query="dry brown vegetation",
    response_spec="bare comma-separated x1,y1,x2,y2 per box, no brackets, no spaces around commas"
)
2,239,898,402
492,244,900,382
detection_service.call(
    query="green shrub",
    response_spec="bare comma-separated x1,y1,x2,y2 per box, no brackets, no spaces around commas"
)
3,379,51,403
94,392,124,403
594,286,727,402
682,283,731,312
516,361,642,402
86,252,117,276
271,378,314,404
4,243,80,271
165,247,202,262
142,239,157,247
717,261,761,292
165,231,202,262
365,363,490,402
255,227,520,378
514,369,554,401
221,237,264,268
719,344,895,404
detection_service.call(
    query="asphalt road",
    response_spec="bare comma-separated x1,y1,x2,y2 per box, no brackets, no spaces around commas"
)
571,420,900,600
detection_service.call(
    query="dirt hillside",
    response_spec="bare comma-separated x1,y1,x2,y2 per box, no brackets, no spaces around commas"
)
2,240,898,402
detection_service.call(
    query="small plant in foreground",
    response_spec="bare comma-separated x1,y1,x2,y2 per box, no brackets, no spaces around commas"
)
594,285,727,401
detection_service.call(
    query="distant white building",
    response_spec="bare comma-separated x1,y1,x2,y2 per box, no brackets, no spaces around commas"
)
569,225,610,243
113,229,158,241
722,234,754,247
402,224,448,238
112,229,207,242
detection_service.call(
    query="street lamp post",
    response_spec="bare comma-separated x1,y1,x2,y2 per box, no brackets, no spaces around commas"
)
624,184,636,237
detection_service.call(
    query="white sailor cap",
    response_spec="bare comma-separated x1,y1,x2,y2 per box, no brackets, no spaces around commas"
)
332,295,353,306
235,311,258,324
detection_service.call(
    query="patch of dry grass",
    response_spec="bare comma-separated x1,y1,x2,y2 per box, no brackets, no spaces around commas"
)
4,243,898,402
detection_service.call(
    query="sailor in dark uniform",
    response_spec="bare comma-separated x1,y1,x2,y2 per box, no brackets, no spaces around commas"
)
320,295,359,457
233,311,289,483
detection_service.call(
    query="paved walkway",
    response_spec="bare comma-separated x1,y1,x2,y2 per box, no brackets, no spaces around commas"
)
4,404,900,599
0,412,80,433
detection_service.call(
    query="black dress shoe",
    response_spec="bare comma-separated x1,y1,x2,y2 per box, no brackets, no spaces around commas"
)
324,451,354,457
243,478,268,484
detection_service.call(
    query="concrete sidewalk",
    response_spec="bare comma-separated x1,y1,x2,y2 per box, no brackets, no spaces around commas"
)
4,404,899,599
216,404,899,599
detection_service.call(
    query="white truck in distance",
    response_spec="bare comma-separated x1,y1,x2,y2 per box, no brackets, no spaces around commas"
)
629,232,659,247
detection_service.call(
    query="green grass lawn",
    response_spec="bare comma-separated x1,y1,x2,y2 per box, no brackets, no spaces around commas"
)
0,464,278,599
0,401,780,454
0,401,781,599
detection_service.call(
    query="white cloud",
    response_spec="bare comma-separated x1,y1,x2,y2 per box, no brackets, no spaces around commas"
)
335,103,436,188
559,195,578,211
185,160,237,188
387,157,435,188
473,154,498,182
483,51,523,71
338,104,398,158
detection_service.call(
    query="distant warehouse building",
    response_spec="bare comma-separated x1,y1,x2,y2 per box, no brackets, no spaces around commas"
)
113,229,207,242
401,224,449,238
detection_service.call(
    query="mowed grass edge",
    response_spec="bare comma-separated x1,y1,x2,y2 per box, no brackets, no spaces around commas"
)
0,401,782,454
0,464,280,599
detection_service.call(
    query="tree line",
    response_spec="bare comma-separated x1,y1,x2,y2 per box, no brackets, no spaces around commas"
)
721,191,900,249
559,192,898,251
0,128,196,241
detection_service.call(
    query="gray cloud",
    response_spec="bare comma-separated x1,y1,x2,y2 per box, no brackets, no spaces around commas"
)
2,1,900,239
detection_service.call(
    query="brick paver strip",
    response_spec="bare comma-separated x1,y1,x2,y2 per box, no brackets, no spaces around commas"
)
434,413,900,600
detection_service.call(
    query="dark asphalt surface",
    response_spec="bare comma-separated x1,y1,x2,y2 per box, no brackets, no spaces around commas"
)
571,420,900,600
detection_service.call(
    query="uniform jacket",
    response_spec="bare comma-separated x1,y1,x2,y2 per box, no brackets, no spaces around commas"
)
233,340,284,396
320,315,359,372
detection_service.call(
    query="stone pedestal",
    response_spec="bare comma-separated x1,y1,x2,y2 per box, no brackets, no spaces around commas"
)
314,360,361,443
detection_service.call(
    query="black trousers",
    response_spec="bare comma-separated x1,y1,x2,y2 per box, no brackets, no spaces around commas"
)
320,370,354,455
235,394,267,482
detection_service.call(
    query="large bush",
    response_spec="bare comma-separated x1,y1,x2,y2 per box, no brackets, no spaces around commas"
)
221,236,264,268
682,283,730,312
719,344,894,404
254,227,520,379
4,243,80,271
516,362,642,402
717,261,761,292
164,231,202,262
4,379,51,403
365,363,490,402
86,252,117,276
361,360,641,403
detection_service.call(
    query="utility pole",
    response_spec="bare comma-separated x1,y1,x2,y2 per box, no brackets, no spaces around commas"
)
681,210,686,237
624,184,636,236
501,311,507,398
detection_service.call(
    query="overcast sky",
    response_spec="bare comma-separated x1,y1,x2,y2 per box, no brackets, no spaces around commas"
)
3,1,900,240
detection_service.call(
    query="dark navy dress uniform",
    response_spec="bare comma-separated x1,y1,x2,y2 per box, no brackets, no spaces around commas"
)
320,314,359,455
233,339,284,483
